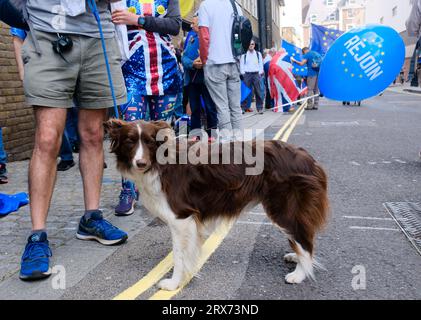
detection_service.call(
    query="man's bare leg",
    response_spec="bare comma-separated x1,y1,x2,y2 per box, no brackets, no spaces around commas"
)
78,108,107,210
29,107,67,231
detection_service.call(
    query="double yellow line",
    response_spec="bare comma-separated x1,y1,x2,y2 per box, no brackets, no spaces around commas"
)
113,101,307,301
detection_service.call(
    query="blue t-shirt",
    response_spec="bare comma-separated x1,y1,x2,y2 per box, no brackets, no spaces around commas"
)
303,51,319,77
10,28,27,41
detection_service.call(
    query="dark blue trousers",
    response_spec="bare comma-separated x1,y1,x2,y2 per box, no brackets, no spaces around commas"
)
188,82,218,137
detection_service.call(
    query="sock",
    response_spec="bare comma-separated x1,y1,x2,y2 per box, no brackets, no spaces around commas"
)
29,229,47,242
83,209,101,220
31,229,47,236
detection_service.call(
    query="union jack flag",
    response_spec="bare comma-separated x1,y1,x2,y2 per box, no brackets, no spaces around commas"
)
268,50,308,112
123,0,178,97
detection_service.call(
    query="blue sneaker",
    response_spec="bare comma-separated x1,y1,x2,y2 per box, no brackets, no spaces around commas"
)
19,232,52,281
115,189,136,216
76,210,128,245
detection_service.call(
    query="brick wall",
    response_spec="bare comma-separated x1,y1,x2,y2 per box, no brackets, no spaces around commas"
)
0,22,35,162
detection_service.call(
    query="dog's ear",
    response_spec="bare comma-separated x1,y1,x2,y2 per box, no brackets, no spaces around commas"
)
151,120,171,132
104,119,125,153
151,121,174,146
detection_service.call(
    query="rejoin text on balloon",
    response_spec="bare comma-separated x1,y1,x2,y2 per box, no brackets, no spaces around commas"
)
344,35,384,81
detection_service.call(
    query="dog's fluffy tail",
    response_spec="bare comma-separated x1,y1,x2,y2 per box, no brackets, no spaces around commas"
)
288,163,329,234
282,165,329,282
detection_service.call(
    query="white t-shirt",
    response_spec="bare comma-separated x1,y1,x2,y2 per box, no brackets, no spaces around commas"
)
199,0,243,65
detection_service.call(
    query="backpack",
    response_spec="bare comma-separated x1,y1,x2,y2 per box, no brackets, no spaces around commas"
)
229,0,253,59
0,0,28,30
311,51,323,71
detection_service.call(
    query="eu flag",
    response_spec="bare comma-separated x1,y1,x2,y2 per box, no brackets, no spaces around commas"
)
310,23,344,56
281,40,308,77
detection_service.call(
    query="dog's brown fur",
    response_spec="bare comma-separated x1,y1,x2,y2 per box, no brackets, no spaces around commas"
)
105,119,329,286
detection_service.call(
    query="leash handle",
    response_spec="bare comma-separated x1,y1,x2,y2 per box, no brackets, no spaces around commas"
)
87,0,120,118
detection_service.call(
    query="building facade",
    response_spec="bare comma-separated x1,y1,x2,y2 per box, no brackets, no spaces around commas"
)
338,0,366,32
365,0,417,79
280,0,305,47
302,0,366,46
281,26,302,46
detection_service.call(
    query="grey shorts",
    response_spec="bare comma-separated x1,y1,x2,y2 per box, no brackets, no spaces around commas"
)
21,30,127,109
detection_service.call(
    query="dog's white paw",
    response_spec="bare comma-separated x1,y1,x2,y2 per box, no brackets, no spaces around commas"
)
158,278,180,291
285,270,306,284
284,253,298,263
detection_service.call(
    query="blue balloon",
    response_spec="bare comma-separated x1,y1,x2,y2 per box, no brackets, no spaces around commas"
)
318,25,405,101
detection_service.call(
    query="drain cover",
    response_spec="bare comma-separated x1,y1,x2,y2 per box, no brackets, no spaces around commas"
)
384,202,421,255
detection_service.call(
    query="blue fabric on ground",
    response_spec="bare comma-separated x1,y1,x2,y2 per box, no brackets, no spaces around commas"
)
0,192,29,216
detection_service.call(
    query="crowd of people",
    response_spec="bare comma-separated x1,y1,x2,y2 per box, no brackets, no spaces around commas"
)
0,0,326,282
4,0,420,283
0,0,247,282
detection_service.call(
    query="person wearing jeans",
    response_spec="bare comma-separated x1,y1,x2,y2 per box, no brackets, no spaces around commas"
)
0,127,7,184
199,0,244,139
182,12,218,140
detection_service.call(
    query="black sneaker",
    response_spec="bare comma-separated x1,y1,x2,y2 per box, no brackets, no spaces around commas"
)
57,160,75,171
0,163,8,184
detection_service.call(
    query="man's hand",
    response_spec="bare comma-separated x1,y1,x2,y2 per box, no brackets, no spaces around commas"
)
112,9,139,26
290,57,296,63
193,57,203,69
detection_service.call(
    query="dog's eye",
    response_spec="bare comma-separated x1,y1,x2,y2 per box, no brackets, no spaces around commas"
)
124,137,137,145
142,135,155,145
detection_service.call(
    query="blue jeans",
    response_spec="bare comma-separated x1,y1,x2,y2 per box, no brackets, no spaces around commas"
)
59,131,73,161
0,127,7,164
188,82,218,136
65,107,79,146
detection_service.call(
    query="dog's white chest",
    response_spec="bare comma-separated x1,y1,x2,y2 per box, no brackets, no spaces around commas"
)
134,171,175,223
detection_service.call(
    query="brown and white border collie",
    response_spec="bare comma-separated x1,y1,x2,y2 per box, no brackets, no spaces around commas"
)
105,119,329,291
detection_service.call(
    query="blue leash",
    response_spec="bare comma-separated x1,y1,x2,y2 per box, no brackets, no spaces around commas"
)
87,0,119,118
88,0,138,198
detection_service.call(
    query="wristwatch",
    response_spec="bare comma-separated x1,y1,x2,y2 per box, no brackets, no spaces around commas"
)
137,16,146,27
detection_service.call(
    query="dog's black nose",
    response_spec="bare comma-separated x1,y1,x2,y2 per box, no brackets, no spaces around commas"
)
136,160,148,169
